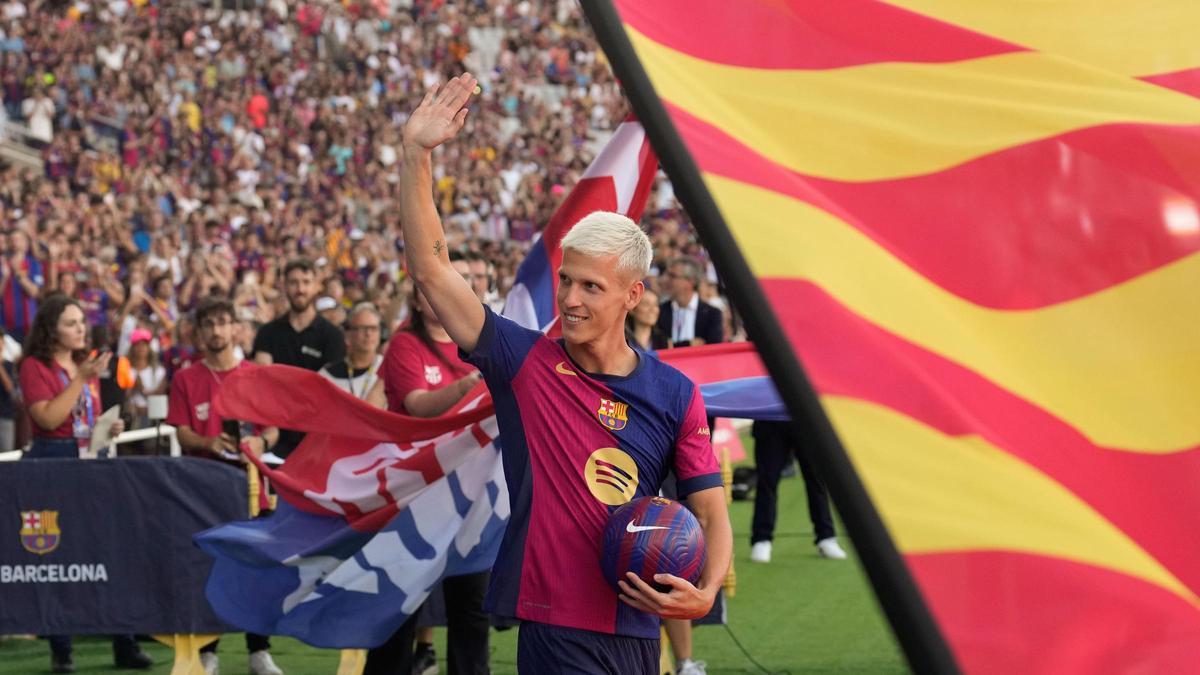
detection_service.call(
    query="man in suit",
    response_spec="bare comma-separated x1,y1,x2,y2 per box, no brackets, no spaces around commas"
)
658,257,724,348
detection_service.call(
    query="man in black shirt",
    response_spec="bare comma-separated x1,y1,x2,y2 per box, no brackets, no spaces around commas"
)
253,258,346,459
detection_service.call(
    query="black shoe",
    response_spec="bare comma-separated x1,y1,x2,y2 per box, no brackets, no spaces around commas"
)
412,642,438,675
113,646,153,670
50,654,75,674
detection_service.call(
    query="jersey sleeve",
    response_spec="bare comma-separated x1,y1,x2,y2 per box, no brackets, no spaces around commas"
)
18,358,55,406
673,384,723,498
461,305,542,383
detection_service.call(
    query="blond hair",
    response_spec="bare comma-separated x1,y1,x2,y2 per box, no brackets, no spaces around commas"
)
560,211,652,278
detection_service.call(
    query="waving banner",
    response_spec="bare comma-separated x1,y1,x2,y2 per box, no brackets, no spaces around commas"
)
581,1,1200,672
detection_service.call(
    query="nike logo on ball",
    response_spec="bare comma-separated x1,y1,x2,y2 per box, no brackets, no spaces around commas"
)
626,521,669,533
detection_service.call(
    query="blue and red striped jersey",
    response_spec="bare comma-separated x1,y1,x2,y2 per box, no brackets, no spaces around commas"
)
465,306,721,638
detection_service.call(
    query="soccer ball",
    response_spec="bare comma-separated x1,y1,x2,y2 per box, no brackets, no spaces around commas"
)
600,496,706,593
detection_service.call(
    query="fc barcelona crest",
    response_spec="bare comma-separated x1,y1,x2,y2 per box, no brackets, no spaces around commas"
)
20,510,61,555
596,398,629,432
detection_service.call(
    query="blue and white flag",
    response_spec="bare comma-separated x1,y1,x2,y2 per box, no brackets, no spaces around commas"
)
195,367,506,648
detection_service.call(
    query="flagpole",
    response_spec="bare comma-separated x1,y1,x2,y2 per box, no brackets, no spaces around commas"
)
578,2,960,673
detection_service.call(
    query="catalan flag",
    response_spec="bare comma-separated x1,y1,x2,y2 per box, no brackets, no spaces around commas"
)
582,1,1200,672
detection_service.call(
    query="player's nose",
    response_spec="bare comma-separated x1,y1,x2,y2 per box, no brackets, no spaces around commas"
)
560,285,583,308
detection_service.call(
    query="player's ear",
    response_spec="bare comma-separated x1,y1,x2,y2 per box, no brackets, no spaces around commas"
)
625,279,644,311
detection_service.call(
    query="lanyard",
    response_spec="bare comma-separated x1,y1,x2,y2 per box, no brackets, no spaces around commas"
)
56,368,95,428
345,356,379,400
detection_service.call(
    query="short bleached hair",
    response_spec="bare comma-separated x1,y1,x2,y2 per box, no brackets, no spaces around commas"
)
560,211,652,279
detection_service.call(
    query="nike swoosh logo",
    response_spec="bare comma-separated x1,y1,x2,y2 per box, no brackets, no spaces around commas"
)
555,361,577,376
626,521,669,534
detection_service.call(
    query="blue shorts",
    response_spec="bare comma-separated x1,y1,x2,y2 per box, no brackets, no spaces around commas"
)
517,621,659,674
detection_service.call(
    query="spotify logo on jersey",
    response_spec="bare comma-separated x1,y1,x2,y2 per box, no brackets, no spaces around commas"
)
584,447,639,506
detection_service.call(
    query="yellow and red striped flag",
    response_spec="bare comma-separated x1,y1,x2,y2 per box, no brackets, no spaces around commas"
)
583,1,1200,672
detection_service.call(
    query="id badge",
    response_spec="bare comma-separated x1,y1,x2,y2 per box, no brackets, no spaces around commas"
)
73,417,91,440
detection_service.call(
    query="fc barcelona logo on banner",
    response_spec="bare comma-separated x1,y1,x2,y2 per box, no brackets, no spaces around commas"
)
20,510,61,555
596,398,629,432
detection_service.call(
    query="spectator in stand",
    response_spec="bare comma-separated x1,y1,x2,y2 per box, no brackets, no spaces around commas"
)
165,296,282,675
462,250,500,311
1,229,44,342
21,86,54,146
252,258,345,460
319,301,383,402
126,327,166,432
90,323,127,425
253,259,345,371
657,257,724,348
59,260,127,330
17,294,148,674
144,273,180,340
18,295,124,458
164,313,199,382
315,295,346,328
625,286,668,351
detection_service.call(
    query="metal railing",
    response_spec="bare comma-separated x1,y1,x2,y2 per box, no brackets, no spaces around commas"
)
109,423,181,457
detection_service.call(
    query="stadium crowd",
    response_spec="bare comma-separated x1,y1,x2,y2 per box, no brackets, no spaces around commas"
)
0,0,734,441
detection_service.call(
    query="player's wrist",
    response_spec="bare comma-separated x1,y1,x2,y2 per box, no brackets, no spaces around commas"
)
401,143,432,161
694,577,721,602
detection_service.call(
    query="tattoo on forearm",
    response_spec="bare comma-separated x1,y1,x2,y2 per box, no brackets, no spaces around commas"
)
433,240,444,256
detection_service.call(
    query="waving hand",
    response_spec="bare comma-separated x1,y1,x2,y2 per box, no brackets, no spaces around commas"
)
403,73,478,151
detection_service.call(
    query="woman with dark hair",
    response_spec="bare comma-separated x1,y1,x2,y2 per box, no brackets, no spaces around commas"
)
17,294,151,673
625,286,668,351
19,294,125,459
366,263,487,675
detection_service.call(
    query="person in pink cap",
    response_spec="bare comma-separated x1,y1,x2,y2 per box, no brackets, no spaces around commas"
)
127,328,166,433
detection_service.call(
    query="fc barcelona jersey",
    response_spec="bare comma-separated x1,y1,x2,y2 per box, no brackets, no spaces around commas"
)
464,307,721,639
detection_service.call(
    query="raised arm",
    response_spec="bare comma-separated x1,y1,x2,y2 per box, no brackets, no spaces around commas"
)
400,74,485,353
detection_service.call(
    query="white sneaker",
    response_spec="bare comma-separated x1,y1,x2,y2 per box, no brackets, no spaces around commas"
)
200,652,219,675
750,541,772,563
817,537,848,560
677,659,707,675
249,650,284,675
